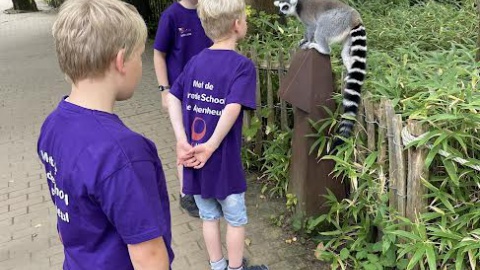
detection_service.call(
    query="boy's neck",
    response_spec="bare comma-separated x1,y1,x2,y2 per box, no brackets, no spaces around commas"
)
210,35,239,51
179,0,196,9
67,78,117,114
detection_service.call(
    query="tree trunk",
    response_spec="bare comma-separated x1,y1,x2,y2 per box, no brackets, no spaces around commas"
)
246,0,277,14
476,0,480,62
11,0,38,11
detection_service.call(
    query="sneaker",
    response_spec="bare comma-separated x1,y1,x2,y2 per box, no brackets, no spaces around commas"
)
179,194,200,218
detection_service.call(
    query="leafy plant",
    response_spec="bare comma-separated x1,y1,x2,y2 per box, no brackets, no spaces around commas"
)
259,127,292,198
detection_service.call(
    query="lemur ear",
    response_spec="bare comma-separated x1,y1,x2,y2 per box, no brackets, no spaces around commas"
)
274,1,280,7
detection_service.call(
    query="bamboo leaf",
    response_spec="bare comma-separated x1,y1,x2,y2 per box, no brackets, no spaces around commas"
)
442,158,459,186
425,245,436,270
407,245,426,270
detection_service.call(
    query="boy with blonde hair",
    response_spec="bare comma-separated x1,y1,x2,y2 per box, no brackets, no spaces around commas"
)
37,0,173,269
168,0,268,269
153,0,212,218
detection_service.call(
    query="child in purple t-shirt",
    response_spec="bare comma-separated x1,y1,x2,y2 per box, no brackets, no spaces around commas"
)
37,0,173,269
168,0,268,269
153,0,212,218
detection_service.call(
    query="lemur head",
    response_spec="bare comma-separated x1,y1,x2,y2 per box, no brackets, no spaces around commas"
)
273,0,298,16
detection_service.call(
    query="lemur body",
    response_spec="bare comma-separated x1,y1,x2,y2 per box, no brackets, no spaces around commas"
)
274,0,367,153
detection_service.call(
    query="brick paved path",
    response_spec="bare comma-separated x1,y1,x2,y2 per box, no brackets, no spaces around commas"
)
0,1,325,269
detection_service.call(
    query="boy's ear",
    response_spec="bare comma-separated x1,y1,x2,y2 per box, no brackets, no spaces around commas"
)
114,49,127,74
233,19,241,33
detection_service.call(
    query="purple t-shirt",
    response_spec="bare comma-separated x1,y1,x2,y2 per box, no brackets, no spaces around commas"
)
153,2,213,85
170,49,257,199
37,99,174,270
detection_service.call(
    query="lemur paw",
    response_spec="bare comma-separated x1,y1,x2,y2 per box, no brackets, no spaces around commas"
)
300,42,311,50
299,39,309,48
307,43,330,55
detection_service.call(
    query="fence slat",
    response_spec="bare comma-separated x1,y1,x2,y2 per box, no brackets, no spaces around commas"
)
279,50,288,131
377,99,388,194
406,120,428,221
252,49,263,155
394,114,407,218
365,98,376,152
385,101,406,217
385,101,398,211
266,54,275,136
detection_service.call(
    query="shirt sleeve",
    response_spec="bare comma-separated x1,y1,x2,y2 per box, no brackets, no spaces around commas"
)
169,69,185,101
225,59,257,110
153,12,174,53
95,161,167,244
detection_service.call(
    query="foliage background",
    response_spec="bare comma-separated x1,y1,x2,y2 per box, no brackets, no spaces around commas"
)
241,0,480,269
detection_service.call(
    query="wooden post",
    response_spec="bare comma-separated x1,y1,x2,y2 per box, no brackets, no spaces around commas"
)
385,101,407,217
385,101,398,211
393,115,406,218
266,53,275,135
279,50,289,131
251,49,263,156
364,98,376,152
377,100,388,194
406,120,428,221
278,49,346,216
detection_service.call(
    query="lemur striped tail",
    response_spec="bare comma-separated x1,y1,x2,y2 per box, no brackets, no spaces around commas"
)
330,24,367,154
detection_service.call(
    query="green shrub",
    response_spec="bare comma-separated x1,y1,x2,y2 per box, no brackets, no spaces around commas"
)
307,0,480,268
243,0,480,268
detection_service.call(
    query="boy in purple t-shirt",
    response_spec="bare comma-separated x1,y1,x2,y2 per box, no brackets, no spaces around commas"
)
153,0,212,218
168,0,268,269
37,0,173,269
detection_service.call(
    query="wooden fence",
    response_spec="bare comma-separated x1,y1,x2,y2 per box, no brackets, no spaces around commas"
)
358,98,429,220
245,49,430,219
242,49,295,155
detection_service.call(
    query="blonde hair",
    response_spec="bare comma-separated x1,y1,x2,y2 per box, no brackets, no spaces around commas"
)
52,0,147,83
197,0,246,41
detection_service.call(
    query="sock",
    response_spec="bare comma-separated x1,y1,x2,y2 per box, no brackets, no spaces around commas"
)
228,266,243,270
210,257,227,270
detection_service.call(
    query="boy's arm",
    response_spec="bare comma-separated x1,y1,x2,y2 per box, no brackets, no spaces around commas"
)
168,94,196,165
192,103,242,169
153,50,170,111
128,237,169,270
167,94,187,143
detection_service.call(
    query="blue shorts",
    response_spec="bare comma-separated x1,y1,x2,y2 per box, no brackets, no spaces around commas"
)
193,193,248,227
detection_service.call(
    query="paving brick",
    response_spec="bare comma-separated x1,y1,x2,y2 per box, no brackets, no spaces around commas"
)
13,207,49,225
9,194,43,212
8,185,41,199
49,252,64,267
0,208,27,224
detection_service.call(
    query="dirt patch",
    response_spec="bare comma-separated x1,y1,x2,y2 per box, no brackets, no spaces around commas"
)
245,176,329,270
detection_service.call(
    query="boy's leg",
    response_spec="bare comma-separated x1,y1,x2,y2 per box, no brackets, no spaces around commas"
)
204,220,223,263
220,193,269,270
178,164,199,217
219,193,247,268
226,224,245,268
194,195,227,270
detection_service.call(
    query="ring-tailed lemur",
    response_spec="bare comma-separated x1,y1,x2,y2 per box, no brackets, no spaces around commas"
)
274,0,367,154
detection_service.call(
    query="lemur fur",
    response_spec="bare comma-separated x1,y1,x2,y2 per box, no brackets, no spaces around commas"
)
274,0,367,154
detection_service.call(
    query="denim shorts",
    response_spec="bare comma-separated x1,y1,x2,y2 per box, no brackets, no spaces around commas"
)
193,193,248,227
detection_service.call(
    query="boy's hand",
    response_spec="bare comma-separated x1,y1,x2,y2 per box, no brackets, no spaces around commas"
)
189,143,216,169
176,141,196,166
